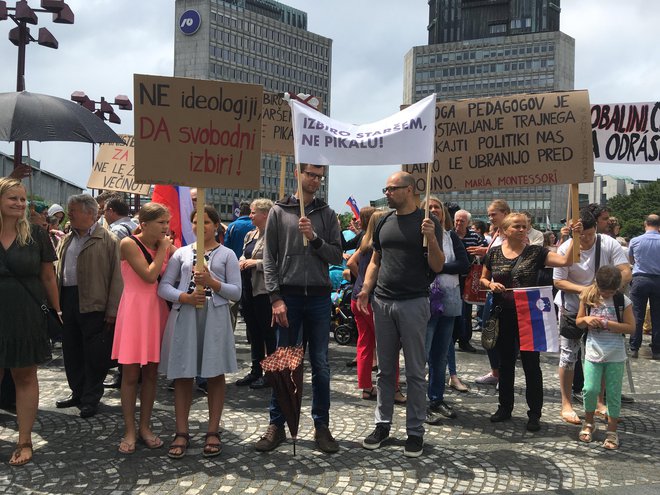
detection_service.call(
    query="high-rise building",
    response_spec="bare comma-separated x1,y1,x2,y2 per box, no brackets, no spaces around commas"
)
174,0,332,219
404,0,573,225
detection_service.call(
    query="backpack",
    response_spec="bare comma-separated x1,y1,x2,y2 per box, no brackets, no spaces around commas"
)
586,291,625,323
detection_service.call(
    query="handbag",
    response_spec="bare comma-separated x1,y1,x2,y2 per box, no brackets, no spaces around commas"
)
481,301,502,350
558,235,601,340
480,246,528,349
1,260,62,340
463,262,486,305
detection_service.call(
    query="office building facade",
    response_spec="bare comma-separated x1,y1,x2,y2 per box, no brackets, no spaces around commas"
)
403,0,574,225
174,0,332,219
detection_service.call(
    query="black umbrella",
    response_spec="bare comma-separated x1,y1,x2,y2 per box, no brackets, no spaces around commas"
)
0,91,124,144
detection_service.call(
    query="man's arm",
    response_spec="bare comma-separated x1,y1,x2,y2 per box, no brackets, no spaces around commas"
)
307,209,343,266
356,250,380,314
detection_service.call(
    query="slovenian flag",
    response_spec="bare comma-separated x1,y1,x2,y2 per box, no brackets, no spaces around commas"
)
345,196,360,219
151,185,195,247
513,286,559,352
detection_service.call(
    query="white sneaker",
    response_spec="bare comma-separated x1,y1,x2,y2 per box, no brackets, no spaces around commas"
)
475,372,498,385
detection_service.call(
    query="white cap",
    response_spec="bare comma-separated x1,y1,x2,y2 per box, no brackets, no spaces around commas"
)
47,204,64,217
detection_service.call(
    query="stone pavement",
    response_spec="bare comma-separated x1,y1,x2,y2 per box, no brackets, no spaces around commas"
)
1,322,660,494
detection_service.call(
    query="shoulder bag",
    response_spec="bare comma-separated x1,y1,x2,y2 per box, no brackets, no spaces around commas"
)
481,246,527,350
559,235,601,339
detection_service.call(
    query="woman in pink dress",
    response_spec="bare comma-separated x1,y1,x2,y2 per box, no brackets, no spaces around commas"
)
111,203,174,454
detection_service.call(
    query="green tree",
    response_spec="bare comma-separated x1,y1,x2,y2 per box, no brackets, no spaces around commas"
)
607,180,660,238
338,212,355,230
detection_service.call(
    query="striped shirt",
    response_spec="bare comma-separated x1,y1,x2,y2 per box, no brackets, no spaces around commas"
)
585,295,631,363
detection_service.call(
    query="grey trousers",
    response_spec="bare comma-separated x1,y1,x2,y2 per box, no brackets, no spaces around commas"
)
372,295,430,437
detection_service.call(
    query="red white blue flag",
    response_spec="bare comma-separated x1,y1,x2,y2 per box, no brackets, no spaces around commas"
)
345,196,360,219
513,287,559,352
151,185,194,247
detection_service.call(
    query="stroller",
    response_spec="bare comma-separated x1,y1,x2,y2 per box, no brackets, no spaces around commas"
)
330,283,358,345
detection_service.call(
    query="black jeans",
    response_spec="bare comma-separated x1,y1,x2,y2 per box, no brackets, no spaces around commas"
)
495,307,543,418
241,291,276,376
61,286,111,407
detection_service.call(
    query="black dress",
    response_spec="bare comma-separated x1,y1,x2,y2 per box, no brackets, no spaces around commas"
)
0,224,56,367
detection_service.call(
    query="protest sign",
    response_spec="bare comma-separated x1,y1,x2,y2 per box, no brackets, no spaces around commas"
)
261,92,323,156
87,135,151,195
591,102,660,164
133,74,263,188
291,93,436,166
404,91,594,194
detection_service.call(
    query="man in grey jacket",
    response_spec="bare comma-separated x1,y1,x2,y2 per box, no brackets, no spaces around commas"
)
256,163,343,454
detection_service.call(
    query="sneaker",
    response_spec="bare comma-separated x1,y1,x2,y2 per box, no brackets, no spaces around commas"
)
429,400,457,419
236,372,260,386
458,341,477,353
425,408,443,425
620,394,635,404
362,424,390,450
475,372,498,385
403,435,424,458
572,391,584,404
314,425,339,453
255,424,286,452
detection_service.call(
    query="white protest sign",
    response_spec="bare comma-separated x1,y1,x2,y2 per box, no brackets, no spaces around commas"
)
591,102,660,164
87,135,151,195
291,93,436,166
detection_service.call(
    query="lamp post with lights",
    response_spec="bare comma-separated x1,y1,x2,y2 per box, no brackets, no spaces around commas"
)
0,0,75,168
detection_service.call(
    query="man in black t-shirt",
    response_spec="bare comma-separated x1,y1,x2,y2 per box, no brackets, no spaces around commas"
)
356,171,444,458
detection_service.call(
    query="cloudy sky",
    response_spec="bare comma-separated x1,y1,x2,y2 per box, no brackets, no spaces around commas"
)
0,0,658,213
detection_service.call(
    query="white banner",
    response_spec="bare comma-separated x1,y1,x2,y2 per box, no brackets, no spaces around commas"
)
290,93,436,166
591,102,660,164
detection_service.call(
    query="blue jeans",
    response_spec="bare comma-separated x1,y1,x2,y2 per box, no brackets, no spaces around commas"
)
426,314,455,403
269,294,331,428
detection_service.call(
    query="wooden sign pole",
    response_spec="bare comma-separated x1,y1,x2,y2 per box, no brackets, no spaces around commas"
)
279,155,287,199
570,183,580,262
296,164,308,247
423,162,432,247
195,187,206,309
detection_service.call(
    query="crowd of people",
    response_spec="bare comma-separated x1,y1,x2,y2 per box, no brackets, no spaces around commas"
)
0,168,658,465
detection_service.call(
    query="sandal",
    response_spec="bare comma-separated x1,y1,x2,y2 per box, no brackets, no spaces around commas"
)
361,388,377,401
394,389,407,405
138,433,164,449
9,442,32,466
595,408,609,422
603,431,619,450
118,438,136,455
578,422,596,443
202,432,222,458
561,411,582,425
167,432,190,459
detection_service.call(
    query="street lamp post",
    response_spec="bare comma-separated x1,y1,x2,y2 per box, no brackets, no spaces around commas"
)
70,91,134,206
0,0,75,168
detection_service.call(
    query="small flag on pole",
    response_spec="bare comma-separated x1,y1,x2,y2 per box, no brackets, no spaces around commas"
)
345,196,360,219
513,286,559,352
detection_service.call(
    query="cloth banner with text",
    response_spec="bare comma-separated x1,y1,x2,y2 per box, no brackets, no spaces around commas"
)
404,91,594,193
133,74,263,188
87,134,151,196
591,102,660,164
290,93,436,166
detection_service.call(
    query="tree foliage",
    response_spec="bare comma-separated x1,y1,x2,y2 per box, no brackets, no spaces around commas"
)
607,180,660,238
338,212,354,231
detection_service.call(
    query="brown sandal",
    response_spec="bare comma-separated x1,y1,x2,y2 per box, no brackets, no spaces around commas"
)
203,432,222,458
361,388,377,401
9,442,33,466
167,433,190,459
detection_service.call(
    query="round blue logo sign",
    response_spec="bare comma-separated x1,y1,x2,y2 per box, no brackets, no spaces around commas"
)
179,9,201,36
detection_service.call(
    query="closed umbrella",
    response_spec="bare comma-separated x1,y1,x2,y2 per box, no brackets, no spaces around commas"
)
261,346,304,455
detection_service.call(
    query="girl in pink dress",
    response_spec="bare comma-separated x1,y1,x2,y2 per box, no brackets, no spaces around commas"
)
112,203,174,454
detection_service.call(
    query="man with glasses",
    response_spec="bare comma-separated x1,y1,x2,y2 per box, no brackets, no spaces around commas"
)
357,171,445,458
257,163,343,453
